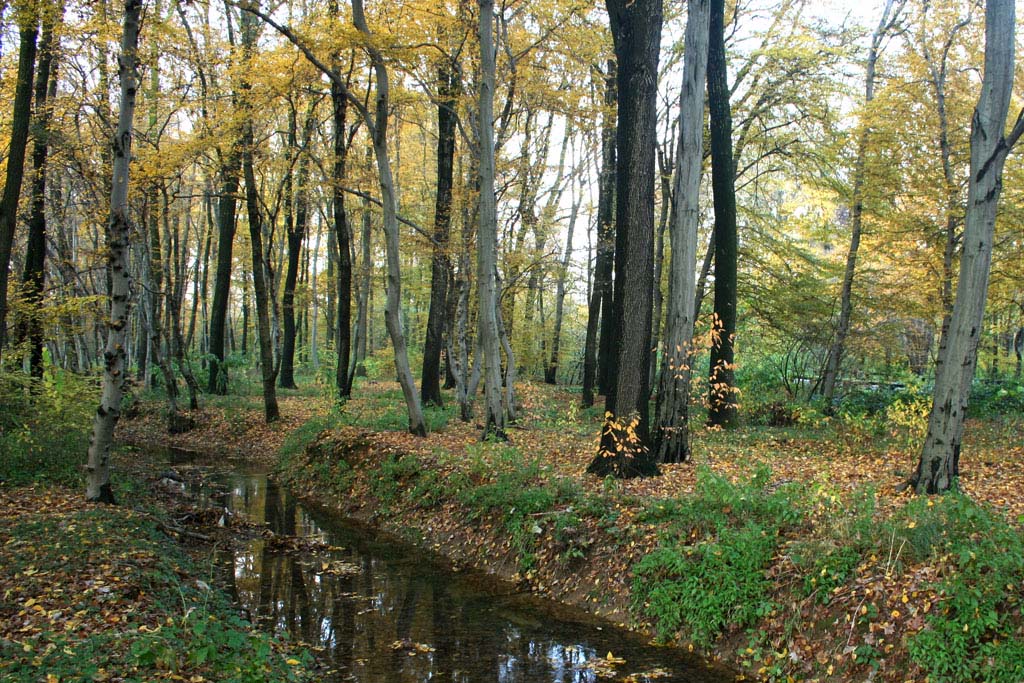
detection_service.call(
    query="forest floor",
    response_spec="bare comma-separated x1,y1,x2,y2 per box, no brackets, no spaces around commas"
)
117,379,1024,683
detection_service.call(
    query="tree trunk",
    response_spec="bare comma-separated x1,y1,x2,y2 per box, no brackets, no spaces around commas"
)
582,61,616,407
587,0,662,478
653,0,710,465
240,7,279,423
85,0,142,504
0,14,38,356
821,0,901,410
352,0,426,436
476,0,506,439
350,191,371,380
546,190,580,385
18,14,57,379
207,151,241,394
912,0,1021,494
421,61,460,407
706,0,739,429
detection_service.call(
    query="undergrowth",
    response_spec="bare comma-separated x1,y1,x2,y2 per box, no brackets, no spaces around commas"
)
632,466,805,647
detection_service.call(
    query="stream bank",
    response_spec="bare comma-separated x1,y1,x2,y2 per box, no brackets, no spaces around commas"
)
120,382,1024,683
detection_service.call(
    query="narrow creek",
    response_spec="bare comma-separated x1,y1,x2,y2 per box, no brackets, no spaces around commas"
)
168,451,738,683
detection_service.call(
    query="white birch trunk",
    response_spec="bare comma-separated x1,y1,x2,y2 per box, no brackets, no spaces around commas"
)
85,0,143,503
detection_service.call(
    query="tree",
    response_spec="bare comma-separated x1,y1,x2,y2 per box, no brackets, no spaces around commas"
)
705,0,738,428
652,0,710,464
85,0,143,504
587,0,662,478
910,0,1023,494
582,61,616,407
0,3,40,357
820,0,905,410
18,7,60,379
421,46,461,407
239,5,280,423
477,0,506,439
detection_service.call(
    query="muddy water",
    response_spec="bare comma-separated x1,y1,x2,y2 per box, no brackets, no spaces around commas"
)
176,456,736,683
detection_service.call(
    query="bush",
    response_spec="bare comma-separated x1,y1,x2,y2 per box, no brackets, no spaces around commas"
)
632,466,805,646
903,494,1024,683
0,369,98,486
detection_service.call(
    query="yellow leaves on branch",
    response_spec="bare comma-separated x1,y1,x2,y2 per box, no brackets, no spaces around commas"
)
597,412,647,460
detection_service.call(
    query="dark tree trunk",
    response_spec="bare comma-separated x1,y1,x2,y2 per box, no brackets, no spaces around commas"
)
706,0,739,429
207,153,241,394
18,17,56,379
240,9,279,423
587,0,662,479
0,18,39,355
332,81,354,399
582,61,616,407
421,63,460,407
280,106,315,389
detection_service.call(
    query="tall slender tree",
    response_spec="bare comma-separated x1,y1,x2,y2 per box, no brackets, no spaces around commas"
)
706,0,738,428
582,61,616,407
85,0,143,504
477,0,506,439
820,0,905,409
587,0,662,478
653,0,710,464
0,4,39,356
911,0,1023,494
422,52,461,407
18,8,59,379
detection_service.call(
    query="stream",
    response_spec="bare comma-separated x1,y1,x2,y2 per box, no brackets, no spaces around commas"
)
168,451,738,683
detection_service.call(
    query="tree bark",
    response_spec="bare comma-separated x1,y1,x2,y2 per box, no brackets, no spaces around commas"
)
477,0,506,439
240,6,279,423
0,12,39,356
582,61,616,407
86,0,143,504
706,0,739,429
653,0,710,465
18,13,57,379
421,61,460,407
545,187,581,385
912,0,1022,494
587,0,662,478
352,0,426,436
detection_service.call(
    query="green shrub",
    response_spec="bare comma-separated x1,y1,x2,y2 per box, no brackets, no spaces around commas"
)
632,466,805,646
903,494,1024,683
0,369,98,486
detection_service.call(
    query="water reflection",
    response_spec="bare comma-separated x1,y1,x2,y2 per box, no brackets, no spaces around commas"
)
207,470,734,683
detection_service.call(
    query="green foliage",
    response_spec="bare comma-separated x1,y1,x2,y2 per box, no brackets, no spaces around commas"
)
903,494,1024,683
966,378,1024,418
0,369,97,486
632,467,805,646
789,487,879,601
633,523,778,647
457,448,583,570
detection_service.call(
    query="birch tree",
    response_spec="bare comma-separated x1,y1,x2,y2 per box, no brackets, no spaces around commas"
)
85,0,143,504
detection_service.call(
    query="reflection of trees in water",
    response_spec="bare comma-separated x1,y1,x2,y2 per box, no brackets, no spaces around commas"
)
215,473,718,683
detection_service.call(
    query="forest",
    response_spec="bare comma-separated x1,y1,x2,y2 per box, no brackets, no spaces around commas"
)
2,0,1024,681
